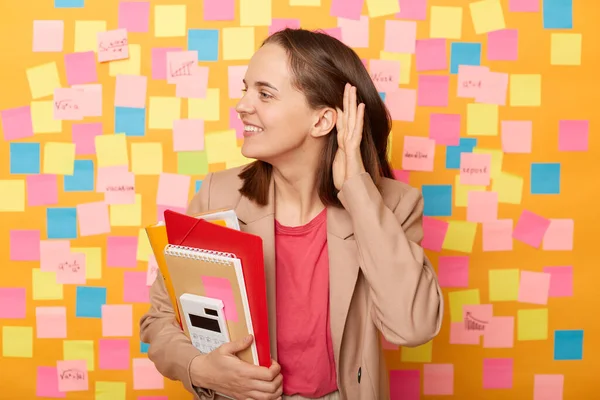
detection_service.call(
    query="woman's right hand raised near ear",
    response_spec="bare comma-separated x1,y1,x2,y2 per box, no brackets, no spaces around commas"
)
190,334,283,400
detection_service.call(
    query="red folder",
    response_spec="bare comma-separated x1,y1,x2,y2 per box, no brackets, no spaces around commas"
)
163,209,271,368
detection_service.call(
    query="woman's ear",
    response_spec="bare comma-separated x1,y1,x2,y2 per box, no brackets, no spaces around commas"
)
310,107,337,138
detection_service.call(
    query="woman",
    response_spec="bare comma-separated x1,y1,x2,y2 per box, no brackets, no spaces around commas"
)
140,28,443,400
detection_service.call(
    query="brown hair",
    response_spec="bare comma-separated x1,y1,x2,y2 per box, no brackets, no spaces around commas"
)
238,28,394,207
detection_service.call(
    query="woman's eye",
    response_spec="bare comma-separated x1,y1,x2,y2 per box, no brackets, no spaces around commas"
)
259,92,272,99
241,88,248,93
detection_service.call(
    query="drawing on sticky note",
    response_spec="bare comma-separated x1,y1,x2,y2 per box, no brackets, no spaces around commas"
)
201,276,238,322
465,312,488,331
166,51,199,84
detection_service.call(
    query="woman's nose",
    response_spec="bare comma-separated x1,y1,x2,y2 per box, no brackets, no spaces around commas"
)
235,93,254,114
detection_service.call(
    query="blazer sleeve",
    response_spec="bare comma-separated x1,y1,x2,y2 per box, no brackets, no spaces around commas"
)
139,173,216,400
337,172,443,347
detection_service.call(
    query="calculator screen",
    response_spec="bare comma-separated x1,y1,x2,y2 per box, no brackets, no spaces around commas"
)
189,313,221,333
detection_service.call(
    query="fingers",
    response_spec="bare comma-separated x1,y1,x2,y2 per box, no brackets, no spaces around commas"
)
246,375,283,399
219,334,253,355
343,83,350,133
347,86,357,139
354,102,365,144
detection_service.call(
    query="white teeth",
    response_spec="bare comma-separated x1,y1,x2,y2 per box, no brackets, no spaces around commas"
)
244,125,263,132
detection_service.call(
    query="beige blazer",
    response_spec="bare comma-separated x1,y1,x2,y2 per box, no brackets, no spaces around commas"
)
140,165,443,400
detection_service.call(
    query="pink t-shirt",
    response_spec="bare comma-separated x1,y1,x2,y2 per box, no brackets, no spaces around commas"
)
275,208,338,397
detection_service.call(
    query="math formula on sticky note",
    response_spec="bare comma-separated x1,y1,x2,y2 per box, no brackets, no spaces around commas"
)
97,28,129,62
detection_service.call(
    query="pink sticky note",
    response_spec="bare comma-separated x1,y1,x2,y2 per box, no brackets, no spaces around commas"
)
518,271,550,305
72,84,103,117
107,236,138,267
396,0,427,20
118,1,150,32
230,107,245,139
228,65,248,99
487,30,518,61
338,16,370,48
56,252,86,284
72,123,102,155
475,72,509,106
77,202,110,237
156,205,186,223
369,59,400,93
392,169,410,184
381,333,398,350
176,66,209,99
10,230,40,261
418,75,449,107
483,316,514,348
460,152,491,185
64,51,97,85
438,256,469,288
102,304,133,336
40,240,71,272
534,374,564,400
384,20,417,53
513,210,551,248
202,276,239,322
463,304,493,334
1,106,34,141
415,39,447,71
542,219,574,250
559,120,588,151
204,0,235,20
389,370,420,400
501,120,532,153
509,0,539,12
543,266,573,297
147,254,159,286
167,51,199,84
99,339,130,370
422,217,449,251
33,20,64,52
429,113,460,146
115,75,147,108
467,191,498,223
457,65,489,98
57,360,88,392
269,18,301,35
0,288,26,318
133,358,165,390
124,271,150,303
385,89,416,122
98,29,129,62
402,136,435,171
423,364,453,395
96,166,135,204
156,173,191,208
152,47,182,80
36,306,67,338
483,219,513,251
450,321,480,345
323,27,342,41
173,119,205,151
483,358,513,389
37,367,66,398
27,175,58,206
54,88,84,120
330,0,364,20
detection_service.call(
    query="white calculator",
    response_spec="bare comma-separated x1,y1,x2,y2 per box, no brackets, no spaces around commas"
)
180,293,231,354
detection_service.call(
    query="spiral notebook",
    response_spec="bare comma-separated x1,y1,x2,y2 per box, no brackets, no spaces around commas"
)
164,243,259,365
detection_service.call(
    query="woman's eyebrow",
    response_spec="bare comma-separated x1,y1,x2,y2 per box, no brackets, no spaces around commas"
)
243,79,279,92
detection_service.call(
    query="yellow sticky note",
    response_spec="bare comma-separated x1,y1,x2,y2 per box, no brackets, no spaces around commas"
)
240,0,272,26
109,44,141,76
443,221,477,253
469,0,505,34
205,130,239,164
0,180,25,212
454,175,486,207
155,5,187,37
27,62,61,100
188,89,220,121
226,151,254,169
290,0,320,4
551,33,582,66
136,229,153,262
95,134,129,167
366,0,400,18
430,6,462,39
517,309,548,341
149,97,181,129
131,143,163,175
467,104,498,136
401,340,432,362
380,52,412,85
32,269,63,300
43,142,76,175
71,247,102,280
2,327,33,358
31,101,62,133
110,194,142,227
64,340,95,371
75,21,107,52
473,148,503,178
223,27,256,61
492,172,523,204
510,74,541,107
448,289,480,322
96,381,126,400
178,151,209,175
489,269,520,301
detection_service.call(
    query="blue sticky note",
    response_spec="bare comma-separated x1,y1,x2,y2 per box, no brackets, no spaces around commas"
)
55,0,84,7
554,330,583,360
450,43,482,74
188,29,219,61
531,163,560,194
543,0,573,29
422,185,453,217
140,342,149,353
47,207,78,239
115,107,146,137
64,160,94,192
10,143,40,174
379,92,386,102
75,286,107,318
195,180,203,193
446,138,477,169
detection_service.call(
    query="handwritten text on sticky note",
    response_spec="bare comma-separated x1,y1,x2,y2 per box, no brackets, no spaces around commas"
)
460,152,491,185
402,136,435,171
57,359,89,392
54,88,84,120
98,29,129,62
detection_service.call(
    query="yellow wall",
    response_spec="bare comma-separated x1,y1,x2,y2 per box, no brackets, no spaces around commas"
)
0,0,597,399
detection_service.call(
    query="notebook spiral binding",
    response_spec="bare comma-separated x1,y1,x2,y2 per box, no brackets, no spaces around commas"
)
164,244,236,265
